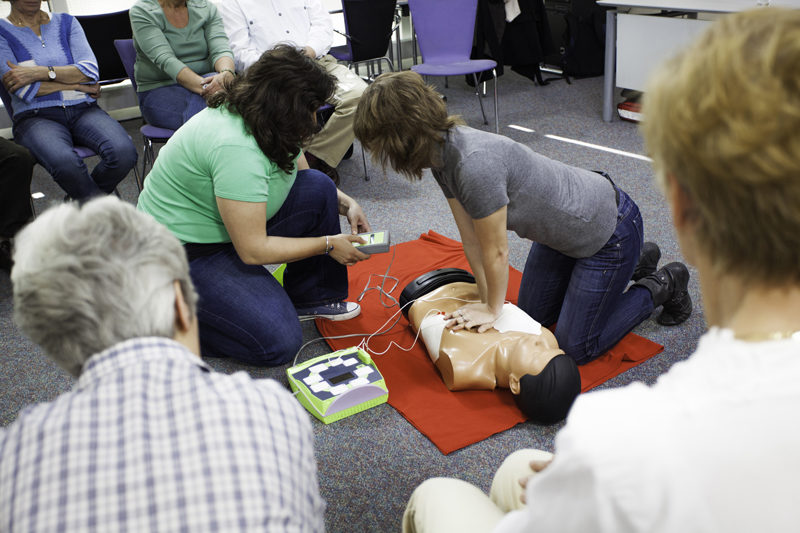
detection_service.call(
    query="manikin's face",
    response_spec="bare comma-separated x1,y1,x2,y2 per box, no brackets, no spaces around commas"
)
505,341,564,394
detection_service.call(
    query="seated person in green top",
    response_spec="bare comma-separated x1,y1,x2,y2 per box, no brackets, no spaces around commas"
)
137,45,371,366
130,0,235,130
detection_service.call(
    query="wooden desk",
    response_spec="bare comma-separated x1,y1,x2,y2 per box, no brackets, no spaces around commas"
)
598,0,800,122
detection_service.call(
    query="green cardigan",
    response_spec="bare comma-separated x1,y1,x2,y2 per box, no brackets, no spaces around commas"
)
130,0,233,92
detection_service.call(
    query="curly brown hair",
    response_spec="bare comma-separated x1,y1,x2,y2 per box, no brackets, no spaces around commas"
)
354,71,463,180
207,45,335,173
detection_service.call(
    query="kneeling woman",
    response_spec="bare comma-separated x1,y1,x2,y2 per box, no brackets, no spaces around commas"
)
138,45,370,366
354,71,691,365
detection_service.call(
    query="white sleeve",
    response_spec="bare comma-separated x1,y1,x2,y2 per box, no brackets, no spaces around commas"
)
217,0,264,72
304,0,333,57
509,385,656,533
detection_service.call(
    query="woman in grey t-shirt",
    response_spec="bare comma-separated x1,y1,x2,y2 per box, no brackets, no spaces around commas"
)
354,72,692,365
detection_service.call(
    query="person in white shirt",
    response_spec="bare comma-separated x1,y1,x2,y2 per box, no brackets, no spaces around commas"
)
401,7,800,533
216,0,368,184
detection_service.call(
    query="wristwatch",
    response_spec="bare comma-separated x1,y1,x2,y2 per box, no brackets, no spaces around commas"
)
47,66,55,80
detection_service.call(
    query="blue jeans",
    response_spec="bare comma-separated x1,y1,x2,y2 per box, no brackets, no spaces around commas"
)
13,102,138,200
189,170,347,366
517,189,654,365
138,84,207,130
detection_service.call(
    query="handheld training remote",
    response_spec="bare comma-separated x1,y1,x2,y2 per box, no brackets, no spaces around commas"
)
352,230,391,254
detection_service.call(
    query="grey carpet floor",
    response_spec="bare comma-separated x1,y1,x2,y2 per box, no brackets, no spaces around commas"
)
0,70,706,532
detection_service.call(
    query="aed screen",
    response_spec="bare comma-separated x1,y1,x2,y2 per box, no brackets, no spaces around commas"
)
329,371,355,385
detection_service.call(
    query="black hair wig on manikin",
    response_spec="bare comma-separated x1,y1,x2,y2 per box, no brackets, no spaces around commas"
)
514,354,582,424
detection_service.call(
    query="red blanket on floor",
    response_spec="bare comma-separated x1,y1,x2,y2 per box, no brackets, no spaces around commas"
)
317,232,664,454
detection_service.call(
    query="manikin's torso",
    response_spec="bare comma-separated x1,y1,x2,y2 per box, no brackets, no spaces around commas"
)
408,282,563,391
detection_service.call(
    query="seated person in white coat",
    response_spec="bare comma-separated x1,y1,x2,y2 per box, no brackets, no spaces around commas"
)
401,8,800,533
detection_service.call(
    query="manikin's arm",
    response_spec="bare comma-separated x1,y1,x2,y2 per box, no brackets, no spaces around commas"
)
447,199,509,332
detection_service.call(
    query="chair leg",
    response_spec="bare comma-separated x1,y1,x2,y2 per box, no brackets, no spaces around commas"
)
493,69,499,134
361,142,369,181
381,57,396,72
132,164,143,192
141,136,154,184
472,73,489,126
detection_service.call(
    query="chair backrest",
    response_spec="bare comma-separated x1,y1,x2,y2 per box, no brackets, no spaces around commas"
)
408,0,478,64
113,39,138,92
341,0,398,63
75,10,133,85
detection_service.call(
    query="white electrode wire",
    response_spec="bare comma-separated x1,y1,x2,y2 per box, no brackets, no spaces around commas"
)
362,295,480,355
357,245,400,308
291,242,496,365
291,294,480,366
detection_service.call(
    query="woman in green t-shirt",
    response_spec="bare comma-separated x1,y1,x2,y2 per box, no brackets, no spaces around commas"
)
137,45,371,366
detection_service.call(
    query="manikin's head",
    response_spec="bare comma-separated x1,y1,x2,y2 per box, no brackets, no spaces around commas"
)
406,280,581,424
11,197,200,377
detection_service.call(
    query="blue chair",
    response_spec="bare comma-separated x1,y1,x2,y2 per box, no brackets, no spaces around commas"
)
114,39,175,188
330,0,399,77
0,82,136,205
75,10,132,86
408,0,499,133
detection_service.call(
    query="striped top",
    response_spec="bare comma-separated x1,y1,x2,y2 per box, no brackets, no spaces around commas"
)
0,337,326,532
0,13,99,117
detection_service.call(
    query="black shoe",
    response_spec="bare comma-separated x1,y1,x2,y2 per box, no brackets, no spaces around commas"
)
632,242,660,281
634,262,692,326
305,152,340,186
0,240,12,273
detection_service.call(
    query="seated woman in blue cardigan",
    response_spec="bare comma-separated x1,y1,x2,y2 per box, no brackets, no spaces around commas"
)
0,0,137,201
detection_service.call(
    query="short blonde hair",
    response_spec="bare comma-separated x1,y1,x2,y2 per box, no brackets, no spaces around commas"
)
354,71,463,179
641,8,800,285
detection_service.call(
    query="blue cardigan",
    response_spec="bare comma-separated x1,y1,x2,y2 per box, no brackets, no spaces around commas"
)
0,13,99,117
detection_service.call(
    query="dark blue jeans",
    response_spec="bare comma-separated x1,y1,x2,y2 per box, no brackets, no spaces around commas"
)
517,189,654,365
189,170,347,366
13,102,137,200
138,83,207,130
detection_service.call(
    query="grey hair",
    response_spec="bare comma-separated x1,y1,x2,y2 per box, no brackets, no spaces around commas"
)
11,197,198,377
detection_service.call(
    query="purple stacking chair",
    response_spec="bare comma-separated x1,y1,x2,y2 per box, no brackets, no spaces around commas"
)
114,39,175,189
408,0,499,133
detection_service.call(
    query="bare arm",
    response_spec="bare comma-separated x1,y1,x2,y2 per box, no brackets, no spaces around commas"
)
446,199,509,332
337,189,370,234
200,56,236,97
176,66,208,96
216,197,369,266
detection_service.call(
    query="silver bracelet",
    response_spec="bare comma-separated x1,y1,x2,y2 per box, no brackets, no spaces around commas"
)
325,235,334,255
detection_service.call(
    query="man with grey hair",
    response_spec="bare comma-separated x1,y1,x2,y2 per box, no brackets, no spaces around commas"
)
0,197,325,531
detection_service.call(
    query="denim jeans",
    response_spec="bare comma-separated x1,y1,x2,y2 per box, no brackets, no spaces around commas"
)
517,189,654,365
138,84,207,130
189,169,347,366
13,102,138,200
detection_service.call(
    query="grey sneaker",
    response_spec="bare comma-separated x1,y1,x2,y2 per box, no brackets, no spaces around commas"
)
296,301,361,321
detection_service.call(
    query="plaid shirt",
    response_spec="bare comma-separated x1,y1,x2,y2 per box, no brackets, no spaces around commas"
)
0,337,325,532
